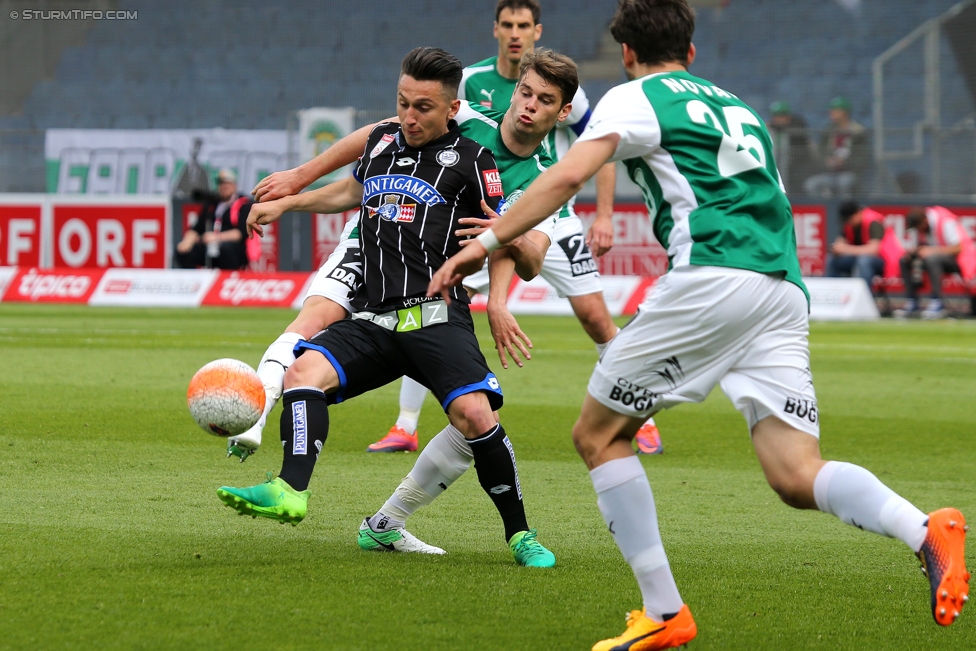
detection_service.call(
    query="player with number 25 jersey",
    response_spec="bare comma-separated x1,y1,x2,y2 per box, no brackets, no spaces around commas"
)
430,1,968,649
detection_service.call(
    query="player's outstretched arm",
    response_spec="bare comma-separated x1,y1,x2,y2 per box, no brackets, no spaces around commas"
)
247,176,364,238
251,119,395,202
587,162,616,257
428,136,618,300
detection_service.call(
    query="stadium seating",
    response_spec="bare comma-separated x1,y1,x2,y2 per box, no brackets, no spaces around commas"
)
5,0,965,132
1,0,973,193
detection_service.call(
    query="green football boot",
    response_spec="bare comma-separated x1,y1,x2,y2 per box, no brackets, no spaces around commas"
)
217,472,309,525
509,529,556,568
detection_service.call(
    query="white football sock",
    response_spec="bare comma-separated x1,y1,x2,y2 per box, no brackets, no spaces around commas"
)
591,456,684,622
395,376,428,433
238,332,304,443
594,327,621,357
813,460,928,552
370,424,472,531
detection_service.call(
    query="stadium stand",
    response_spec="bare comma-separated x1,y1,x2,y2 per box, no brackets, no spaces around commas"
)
0,0,973,192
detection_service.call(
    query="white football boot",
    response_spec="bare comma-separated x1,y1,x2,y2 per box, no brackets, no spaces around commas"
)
356,518,446,554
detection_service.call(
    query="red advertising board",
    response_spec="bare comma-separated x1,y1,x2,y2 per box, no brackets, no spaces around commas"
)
201,271,308,307
0,204,42,266
52,204,167,268
312,210,358,270
577,202,828,277
575,203,669,276
791,204,827,275
3,267,104,303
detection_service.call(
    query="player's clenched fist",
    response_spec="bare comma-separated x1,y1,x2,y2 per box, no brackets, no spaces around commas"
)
246,199,286,238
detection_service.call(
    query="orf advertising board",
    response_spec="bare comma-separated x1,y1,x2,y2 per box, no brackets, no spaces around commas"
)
0,200,42,267
53,202,167,268
576,202,827,277
0,194,170,268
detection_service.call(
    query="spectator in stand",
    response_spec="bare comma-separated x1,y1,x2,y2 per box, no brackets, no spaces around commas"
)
827,200,886,293
894,206,976,319
803,97,869,198
175,169,252,270
768,100,817,195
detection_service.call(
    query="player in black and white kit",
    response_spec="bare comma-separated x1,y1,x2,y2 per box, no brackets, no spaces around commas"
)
218,47,556,567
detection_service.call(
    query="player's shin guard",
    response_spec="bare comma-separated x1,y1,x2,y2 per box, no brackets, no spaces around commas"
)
591,456,684,622
277,387,329,492
371,424,473,530
468,424,529,542
814,460,928,551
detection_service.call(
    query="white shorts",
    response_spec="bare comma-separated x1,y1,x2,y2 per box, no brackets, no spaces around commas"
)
303,219,362,313
465,215,602,298
588,266,819,437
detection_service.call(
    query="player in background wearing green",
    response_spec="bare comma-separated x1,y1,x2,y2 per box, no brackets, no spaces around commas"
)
371,0,664,457
429,1,969,648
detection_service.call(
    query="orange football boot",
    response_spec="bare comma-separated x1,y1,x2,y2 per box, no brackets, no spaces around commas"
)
917,508,969,626
592,604,696,651
367,425,418,453
635,422,663,455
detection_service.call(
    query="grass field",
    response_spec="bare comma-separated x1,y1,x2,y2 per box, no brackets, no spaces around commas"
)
1,304,974,650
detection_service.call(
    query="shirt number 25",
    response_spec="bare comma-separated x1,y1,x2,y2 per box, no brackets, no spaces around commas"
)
686,100,768,178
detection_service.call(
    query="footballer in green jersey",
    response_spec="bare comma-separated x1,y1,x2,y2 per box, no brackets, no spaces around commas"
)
433,2,969,647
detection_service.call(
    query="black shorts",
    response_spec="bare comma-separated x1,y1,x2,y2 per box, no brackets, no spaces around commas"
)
294,300,503,412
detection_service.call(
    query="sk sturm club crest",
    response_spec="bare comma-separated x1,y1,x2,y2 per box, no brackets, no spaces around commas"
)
436,149,459,167
368,194,416,223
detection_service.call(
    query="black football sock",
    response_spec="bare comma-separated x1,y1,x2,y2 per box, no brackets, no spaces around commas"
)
277,387,329,491
468,424,529,541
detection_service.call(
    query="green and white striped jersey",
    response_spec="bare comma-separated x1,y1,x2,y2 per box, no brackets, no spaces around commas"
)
454,100,568,220
577,70,806,298
460,55,593,217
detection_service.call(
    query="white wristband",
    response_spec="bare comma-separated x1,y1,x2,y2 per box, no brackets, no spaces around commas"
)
475,229,502,253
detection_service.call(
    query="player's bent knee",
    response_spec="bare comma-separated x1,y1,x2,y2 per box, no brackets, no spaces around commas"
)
283,351,339,392
447,392,496,438
765,470,819,510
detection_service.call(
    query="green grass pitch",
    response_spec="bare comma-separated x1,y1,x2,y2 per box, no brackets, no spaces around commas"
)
0,304,974,650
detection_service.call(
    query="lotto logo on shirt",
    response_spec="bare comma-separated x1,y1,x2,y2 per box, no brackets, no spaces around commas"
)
482,169,503,197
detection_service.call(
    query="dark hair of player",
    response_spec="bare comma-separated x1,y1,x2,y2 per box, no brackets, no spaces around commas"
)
495,0,541,25
609,0,696,66
905,208,927,230
518,48,578,107
400,47,464,99
838,200,862,222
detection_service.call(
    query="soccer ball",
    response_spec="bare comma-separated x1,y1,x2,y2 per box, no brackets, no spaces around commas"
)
186,359,265,437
